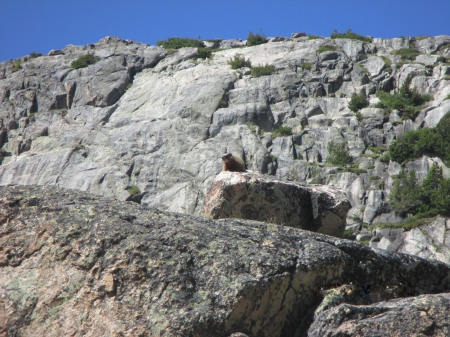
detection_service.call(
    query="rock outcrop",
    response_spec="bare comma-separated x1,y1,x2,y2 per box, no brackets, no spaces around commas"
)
203,171,350,237
2,185,450,337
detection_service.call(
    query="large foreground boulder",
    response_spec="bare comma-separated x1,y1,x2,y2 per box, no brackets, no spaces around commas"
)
1,186,450,337
203,171,351,237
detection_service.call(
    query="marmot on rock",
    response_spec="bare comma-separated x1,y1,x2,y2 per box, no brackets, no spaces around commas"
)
222,153,246,172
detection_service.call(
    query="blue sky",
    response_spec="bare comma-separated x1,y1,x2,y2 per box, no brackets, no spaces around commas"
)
1,0,449,62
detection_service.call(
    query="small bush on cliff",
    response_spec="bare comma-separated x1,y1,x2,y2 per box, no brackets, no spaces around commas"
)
12,61,22,72
317,45,337,53
272,126,292,138
127,186,141,196
327,141,352,166
390,165,450,217
330,29,372,43
30,51,43,58
71,54,101,69
348,92,369,112
228,54,251,69
391,48,421,61
196,47,212,59
157,37,204,49
251,64,275,77
247,32,267,46
375,75,432,120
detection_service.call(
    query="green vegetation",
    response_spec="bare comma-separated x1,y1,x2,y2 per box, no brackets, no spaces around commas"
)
247,32,268,46
327,141,352,166
445,93,450,101
71,54,101,69
12,61,22,72
196,47,212,59
444,75,450,81
30,51,43,58
330,29,372,43
217,99,228,109
300,62,313,70
272,126,293,138
157,37,204,49
375,75,432,120
125,83,132,91
127,186,141,196
391,48,421,61
348,92,369,112
251,64,275,77
388,111,450,163
390,164,450,217
317,45,337,53
342,228,355,240
355,111,362,122
415,36,431,41
343,167,367,174
227,54,251,69
369,215,436,231
380,56,392,73
307,35,322,40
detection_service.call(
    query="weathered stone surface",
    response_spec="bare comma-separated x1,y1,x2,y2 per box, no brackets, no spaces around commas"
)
309,291,450,337
203,171,351,237
2,185,450,337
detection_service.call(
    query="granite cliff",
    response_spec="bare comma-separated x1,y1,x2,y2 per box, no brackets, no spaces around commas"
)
1,33,450,260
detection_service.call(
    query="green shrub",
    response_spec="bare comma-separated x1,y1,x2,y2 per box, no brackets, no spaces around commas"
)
300,62,313,70
380,56,392,73
197,47,212,59
228,54,251,69
125,83,132,91
127,186,141,196
388,111,450,164
307,35,322,40
355,111,362,122
443,75,450,81
272,126,293,138
30,51,43,58
330,29,372,43
342,228,355,240
71,54,101,69
157,37,204,49
348,93,369,112
391,48,421,61
12,61,22,72
317,45,337,53
247,32,267,46
390,165,450,217
251,64,275,77
217,99,228,109
327,141,352,166
375,75,432,120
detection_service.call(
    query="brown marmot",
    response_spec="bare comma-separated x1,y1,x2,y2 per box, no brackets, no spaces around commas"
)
222,153,246,172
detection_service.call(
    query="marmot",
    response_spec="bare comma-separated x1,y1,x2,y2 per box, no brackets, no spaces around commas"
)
222,153,246,172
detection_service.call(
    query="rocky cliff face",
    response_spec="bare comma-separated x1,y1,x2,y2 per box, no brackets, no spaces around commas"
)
1,34,450,259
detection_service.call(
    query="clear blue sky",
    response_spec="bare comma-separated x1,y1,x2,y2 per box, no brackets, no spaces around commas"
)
1,0,449,62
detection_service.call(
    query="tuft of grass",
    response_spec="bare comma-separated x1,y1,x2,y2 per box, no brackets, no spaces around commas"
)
247,32,268,46
348,92,369,112
443,75,450,81
445,93,450,101
380,56,392,73
330,29,372,43
157,37,204,49
369,216,437,232
251,64,275,77
196,47,212,59
391,48,421,61
127,186,141,196
125,83,132,91
30,52,43,58
217,99,228,109
317,45,337,53
12,61,22,72
307,35,322,40
272,126,293,138
71,54,101,69
300,62,313,70
227,54,251,69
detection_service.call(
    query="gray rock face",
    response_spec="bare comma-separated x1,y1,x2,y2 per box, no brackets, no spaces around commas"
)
1,34,450,264
2,185,450,337
203,171,351,237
